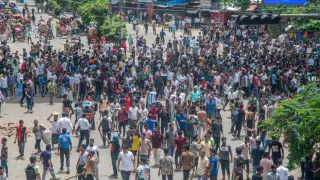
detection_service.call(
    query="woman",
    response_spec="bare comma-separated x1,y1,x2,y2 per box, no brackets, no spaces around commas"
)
25,83,33,113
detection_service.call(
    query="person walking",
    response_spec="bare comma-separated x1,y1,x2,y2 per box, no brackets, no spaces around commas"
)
219,137,233,180
0,90,5,117
164,123,175,157
252,165,264,180
151,126,164,168
267,164,280,180
86,138,100,179
251,139,265,175
14,120,27,159
76,144,88,180
47,78,56,105
211,116,223,150
25,156,41,180
58,128,72,174
179,144,194,180
75,114,90,149
98,110,111,147
47,111,60,148
260,152,272,180
117,146,134,180
1,137,8,177
158,148,174,180
209,149,219,180
135,157,151,180
40,144,58,180
197,150,209,179
83,151,97,180
33,119,46,154
110,136,121,179
57,112,73,134
25,83,33,113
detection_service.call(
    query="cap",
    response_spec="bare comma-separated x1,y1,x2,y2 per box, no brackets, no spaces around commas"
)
113,135,119,141
33,119,38,123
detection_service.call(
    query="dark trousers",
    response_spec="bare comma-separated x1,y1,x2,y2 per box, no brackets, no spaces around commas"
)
85,174,94,180
78,130,90,148
234,123,242,137
102,129,111,146
111,152,118,176
60,148,70,168
183,170,191,180
120,170,131,180
35,139,41,151
20,93,25,105
210,174,217,180
77,164,85,180
214,137,220,150
162,175,173,180
119,122,126,137
175,152,182,169
160,123,168,134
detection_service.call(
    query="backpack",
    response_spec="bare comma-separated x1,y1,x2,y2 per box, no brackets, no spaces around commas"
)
101,116,110,130
231,110,239,123
26,164,36,180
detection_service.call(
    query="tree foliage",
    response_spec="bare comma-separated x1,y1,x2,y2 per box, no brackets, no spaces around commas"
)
47,0,63,16
261,83,320,169
77,0,109,29
99,15,127,39
264,4,320,31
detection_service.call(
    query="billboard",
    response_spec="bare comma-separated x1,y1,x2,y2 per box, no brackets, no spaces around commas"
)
263,0,307,5
200,0,211,9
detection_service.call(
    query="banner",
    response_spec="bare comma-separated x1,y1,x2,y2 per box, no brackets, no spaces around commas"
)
200,0,211,9
137,0,153,3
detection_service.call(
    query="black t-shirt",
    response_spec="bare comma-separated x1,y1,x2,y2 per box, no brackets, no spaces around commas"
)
235,167,243,180
268,141,282,159
252,173,263,180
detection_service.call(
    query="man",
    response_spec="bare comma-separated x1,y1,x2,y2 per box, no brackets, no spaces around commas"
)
211,116,223,150
135,157,151,180
174,131,186,170
33,119,46,153
268,136,284,166
240,136,250,176
128,101,139,130
151,126,164,168
47,111,60,148
252,165,263,180
197,150,209,179
14,120,27,159
276,159,288,180
57,112,73,134
159,106,170,134
164,123,175,157
0,166,6,180
58,128,72,174
87,138,100,179
47,78,56,105
260,152,272,180
206,96,217,119
197,108,207,141
25,156,41,180
219,137,233,180
117,146,134,180
267,164,280,180
75,114,90,149
200,134,212,158
40,144,58,180
179,145,194,180
76,144,88,180
84,151,97,180
98,111,111,147
251,139,265,174
118,105,128,137
158,148,174,180
313,152,320,180
139,133,152,162
209,149,219,180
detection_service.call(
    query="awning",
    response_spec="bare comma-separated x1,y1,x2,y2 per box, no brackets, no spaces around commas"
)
186,10,199,14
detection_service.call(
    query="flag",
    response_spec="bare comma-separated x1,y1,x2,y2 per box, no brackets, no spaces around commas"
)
302,32,308,43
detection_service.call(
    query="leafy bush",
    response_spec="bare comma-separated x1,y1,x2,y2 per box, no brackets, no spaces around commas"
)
99,15,127,39
47,0,62,16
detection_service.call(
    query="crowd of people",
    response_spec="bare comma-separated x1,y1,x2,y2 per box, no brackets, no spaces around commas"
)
0,8,319,180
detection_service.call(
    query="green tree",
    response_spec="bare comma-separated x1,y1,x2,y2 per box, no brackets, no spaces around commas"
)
261,83,320,169
99,15,127,39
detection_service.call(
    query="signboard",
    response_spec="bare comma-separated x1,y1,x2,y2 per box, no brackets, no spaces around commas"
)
137,0,153,3
263,0,307,5
200,0,211,9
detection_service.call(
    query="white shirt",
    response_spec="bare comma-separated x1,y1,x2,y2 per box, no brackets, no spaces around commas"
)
57,117,73,133
74,73,82,84
197,156,209,176
76,118,90,130
1,77,7,88
128,106,138,120
277,166,288,180
118,151,134,171
138,108,148,122
87,145,99,159
51,120,59,134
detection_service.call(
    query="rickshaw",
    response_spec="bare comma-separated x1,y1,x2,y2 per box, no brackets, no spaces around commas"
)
57,23,68,37
47,16,53,28
12,13,21,19
163,14,173,29
60,16,73,25
14,23,25,42
71,27,80,43
89,27,97,43
20,17,31,28
82,98,97,129
38,23,48,38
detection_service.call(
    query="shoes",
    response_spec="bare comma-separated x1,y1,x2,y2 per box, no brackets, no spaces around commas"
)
109,175,118,179
66,169,70,174
60,167,64,171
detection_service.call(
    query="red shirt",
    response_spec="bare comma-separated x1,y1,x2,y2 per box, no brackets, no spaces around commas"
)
253,76,260,88
175,136,186,153
118,109,128,123
151,132,164,149
149,108,158,120
16,125,26,142
124,97,131,111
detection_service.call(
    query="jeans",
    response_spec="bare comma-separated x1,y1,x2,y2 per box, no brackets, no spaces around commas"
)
27,98,32,110
42,166,56,180
1,88,7,98
161,123,168,134
183,170,190,180
18,141,25,156
118,122,126,137
60,148,70,168
20,93,25,105
78,130,90,148
210,174,218,180
120,170,131,180
167,143,174,157
175,152,182,169
95,90,101,101
162,175,173,180
102,129,111,146
139,122,144,134
111,152,118,176
77,164,85,180
253,87,259,100
1,159,8,174
35,139,41,151
214,137,220,150
40,84,45,97
252,165,258,175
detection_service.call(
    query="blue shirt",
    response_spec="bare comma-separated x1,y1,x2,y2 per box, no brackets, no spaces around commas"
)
145,119,156,132
40,150,52,168
271,74,277,84
176,114,187,130
58,133,71,149
207,101,216,115
209,156,218,175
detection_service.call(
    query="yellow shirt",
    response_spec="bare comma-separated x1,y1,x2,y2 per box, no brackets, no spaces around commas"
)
131,135,140,151
200,141,212,158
